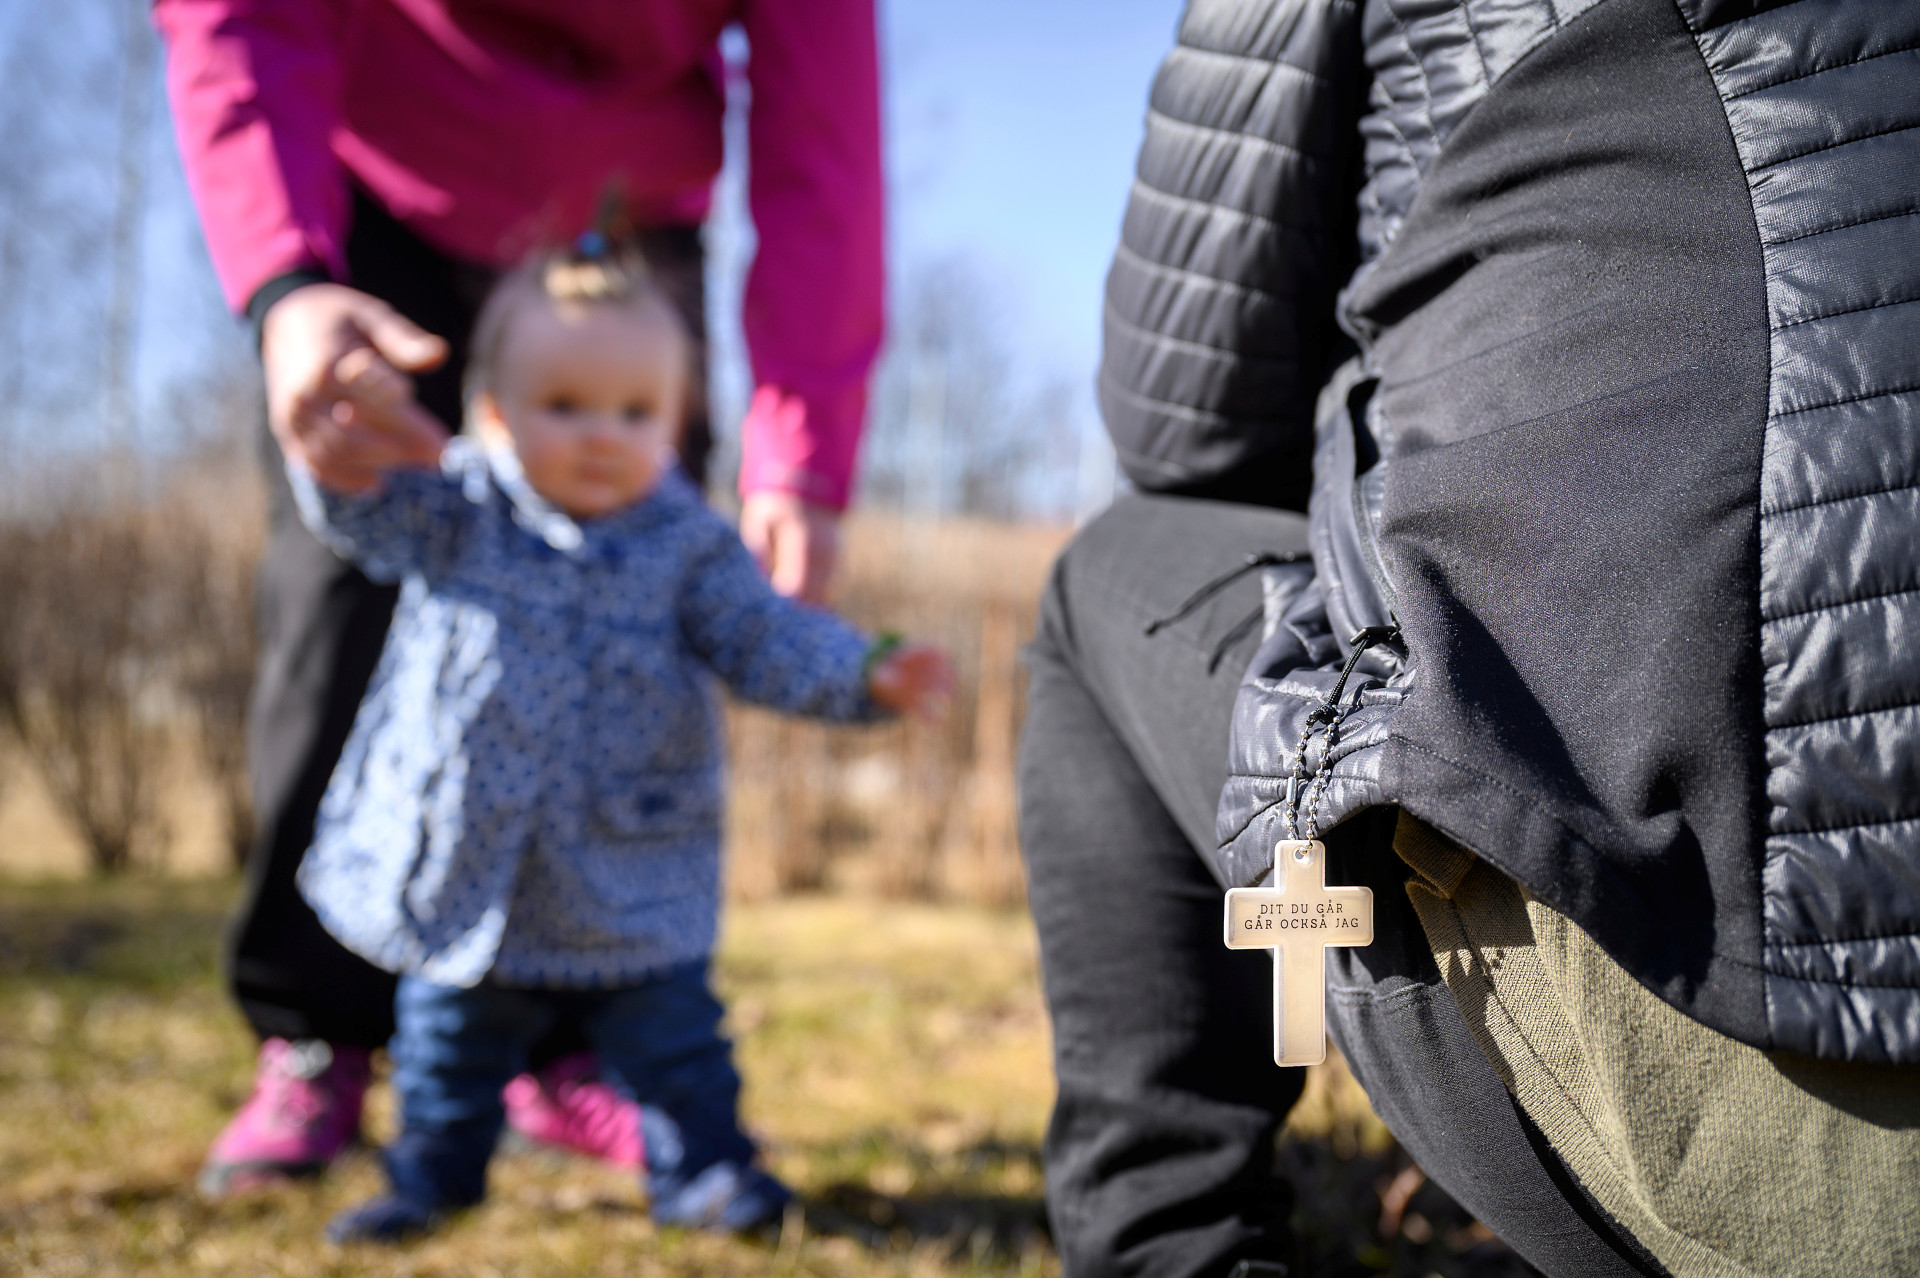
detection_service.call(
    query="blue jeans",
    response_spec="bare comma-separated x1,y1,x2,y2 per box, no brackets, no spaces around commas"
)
385,964,758,1214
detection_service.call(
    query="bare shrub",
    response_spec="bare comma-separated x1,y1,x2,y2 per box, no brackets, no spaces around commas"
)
725,515,1066,905
0,524,31,806
175,545,257,871
1,460,1045,894
5,505,182,874
160,456,265,871
726,712,834,898
942,600,1025,906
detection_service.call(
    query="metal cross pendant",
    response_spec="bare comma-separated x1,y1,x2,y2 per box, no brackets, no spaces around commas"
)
1223,839,1374,1066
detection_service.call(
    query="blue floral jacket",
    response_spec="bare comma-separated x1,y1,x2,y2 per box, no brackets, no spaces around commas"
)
290,441,880,988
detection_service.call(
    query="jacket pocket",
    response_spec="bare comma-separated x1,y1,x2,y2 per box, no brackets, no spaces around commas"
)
591,769,723,842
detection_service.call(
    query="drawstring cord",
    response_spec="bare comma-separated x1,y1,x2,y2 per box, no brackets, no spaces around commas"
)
1311,625,1401,727
1143,552,1302,637
1145,556,1401,858
1206,605,1266,674
1282,623,1401,842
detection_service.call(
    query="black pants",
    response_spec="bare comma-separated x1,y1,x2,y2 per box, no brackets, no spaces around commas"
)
230,193,711,1049
1017,493,1667,1278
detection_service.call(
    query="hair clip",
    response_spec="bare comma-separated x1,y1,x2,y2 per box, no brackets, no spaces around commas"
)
579,180,632,262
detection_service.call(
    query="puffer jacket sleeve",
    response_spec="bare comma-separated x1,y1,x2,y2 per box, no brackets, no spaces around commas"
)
1100,0,1366,509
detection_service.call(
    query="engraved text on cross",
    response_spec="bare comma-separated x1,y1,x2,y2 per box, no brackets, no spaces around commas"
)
1223,839,1374,1066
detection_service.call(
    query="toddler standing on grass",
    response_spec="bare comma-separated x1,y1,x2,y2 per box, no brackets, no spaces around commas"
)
286,237,951,1244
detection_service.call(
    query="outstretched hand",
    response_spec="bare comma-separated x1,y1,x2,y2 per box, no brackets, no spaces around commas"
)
262,283,450,492
867,643,955,721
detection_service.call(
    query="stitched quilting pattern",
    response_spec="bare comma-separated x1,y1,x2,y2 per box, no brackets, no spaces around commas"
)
1680,0,1920,1060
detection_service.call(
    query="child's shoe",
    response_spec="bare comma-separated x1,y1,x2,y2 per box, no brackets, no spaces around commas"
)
501,1052,644,1168
198,1038,371,1197
325,1193,440,1244
652,1160,792,1234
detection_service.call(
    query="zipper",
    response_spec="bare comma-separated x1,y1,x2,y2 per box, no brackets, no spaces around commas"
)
1346,383,1401,623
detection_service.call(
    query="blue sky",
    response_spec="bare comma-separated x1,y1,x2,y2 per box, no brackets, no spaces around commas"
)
881,0,1184,373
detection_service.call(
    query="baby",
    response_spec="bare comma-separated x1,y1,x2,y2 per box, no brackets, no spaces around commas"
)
288,239,950,1243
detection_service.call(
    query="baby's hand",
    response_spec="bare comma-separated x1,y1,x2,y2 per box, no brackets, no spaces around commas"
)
867,643,954,720
332,346,416,413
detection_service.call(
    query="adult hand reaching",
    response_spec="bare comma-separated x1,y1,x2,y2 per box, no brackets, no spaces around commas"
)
262,283,450,492
740,490,841,603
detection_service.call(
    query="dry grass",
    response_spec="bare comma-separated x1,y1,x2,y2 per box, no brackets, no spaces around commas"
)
0,878,1058,1277
0,876,1533,1278
0,498,1533,1276
0,508,1065,901
726,515,1067,907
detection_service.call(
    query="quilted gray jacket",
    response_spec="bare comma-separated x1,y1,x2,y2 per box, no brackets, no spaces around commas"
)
1106,0,1920,1062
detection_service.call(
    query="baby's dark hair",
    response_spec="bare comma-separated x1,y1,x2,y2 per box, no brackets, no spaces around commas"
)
462,235,682,414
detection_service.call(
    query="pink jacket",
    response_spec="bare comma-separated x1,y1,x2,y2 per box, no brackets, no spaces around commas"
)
153,0,883,508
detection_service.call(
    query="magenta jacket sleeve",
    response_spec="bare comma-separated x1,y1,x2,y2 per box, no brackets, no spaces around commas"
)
152,0,351,313
735,0,886,511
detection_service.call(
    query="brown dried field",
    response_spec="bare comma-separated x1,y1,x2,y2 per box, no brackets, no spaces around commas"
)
0,875,1530,1278
0,879,1062,1277
0,512,1534,1277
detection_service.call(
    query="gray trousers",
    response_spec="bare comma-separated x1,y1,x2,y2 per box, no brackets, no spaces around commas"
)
1017,492,1668,1278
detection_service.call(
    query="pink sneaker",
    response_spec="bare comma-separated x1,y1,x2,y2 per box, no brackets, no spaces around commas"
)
197,1038,371,1198
502,1052,644,1168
